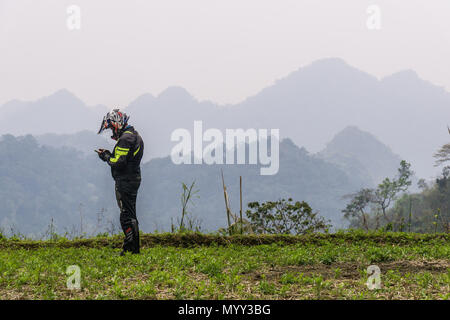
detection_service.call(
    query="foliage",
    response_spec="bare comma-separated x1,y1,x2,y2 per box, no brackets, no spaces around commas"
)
342,188,373,231
386,166,450,233
245,198,330,235
372,160,413,223
434,142,450,166
342,161,414,231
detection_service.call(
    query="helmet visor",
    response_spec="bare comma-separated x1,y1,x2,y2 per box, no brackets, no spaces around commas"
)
97,116,110,134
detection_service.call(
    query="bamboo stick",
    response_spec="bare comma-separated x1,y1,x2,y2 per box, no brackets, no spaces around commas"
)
240,176,243,234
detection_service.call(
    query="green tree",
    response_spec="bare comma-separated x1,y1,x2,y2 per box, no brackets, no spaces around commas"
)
386,166,450,233
433,143,450,166
342,188,373,231
342,160,413,230
372,160,413,224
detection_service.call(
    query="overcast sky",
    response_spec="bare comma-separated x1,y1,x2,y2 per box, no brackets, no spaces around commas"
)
1,0,449,107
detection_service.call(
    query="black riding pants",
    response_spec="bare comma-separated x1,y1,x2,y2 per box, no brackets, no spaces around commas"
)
115,177,141,253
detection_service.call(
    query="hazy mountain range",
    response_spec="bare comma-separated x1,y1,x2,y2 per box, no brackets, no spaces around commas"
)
1,58,448,180
0,126,401,235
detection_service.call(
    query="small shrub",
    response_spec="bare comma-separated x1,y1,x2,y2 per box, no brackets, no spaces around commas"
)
245,198,330,235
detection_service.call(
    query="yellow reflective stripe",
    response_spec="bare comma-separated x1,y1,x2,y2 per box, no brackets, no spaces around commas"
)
115,149,129,156
109,147,129,163
123,131,133,134
133,146,140,157
109,155,120,163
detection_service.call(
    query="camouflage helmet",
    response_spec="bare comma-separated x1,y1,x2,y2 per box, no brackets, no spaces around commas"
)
98,108,130,135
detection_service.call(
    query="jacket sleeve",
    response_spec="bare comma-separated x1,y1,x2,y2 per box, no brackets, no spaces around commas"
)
106,136,131,169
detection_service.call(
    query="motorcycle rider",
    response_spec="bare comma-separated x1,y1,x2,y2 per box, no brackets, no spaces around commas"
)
97,108,144,255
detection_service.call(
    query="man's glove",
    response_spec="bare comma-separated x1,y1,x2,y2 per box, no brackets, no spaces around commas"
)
98,150,112,162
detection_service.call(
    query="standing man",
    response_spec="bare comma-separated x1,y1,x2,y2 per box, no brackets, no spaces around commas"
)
97,109,144,255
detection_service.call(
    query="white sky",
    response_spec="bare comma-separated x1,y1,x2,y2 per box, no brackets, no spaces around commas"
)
1,0,449,107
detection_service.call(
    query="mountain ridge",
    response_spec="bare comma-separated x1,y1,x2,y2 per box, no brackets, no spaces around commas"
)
1,57,448,179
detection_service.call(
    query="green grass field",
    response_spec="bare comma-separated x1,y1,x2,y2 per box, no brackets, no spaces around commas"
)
0,232,449,300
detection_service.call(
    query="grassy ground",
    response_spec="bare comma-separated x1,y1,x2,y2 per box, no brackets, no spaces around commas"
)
0,232,449,300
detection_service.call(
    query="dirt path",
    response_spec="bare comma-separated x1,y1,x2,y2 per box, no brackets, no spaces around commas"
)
248,259,450,281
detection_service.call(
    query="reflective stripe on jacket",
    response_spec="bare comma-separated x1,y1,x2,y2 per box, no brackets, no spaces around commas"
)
107,126,144,180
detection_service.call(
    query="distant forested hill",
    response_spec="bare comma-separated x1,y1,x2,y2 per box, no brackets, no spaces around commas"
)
0,134,117,237
317,126,402,186
0,135,373,236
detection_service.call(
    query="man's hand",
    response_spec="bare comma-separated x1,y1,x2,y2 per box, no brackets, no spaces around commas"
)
95,149,111,162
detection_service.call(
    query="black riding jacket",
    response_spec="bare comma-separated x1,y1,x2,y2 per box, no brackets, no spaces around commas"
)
106,126,144,181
